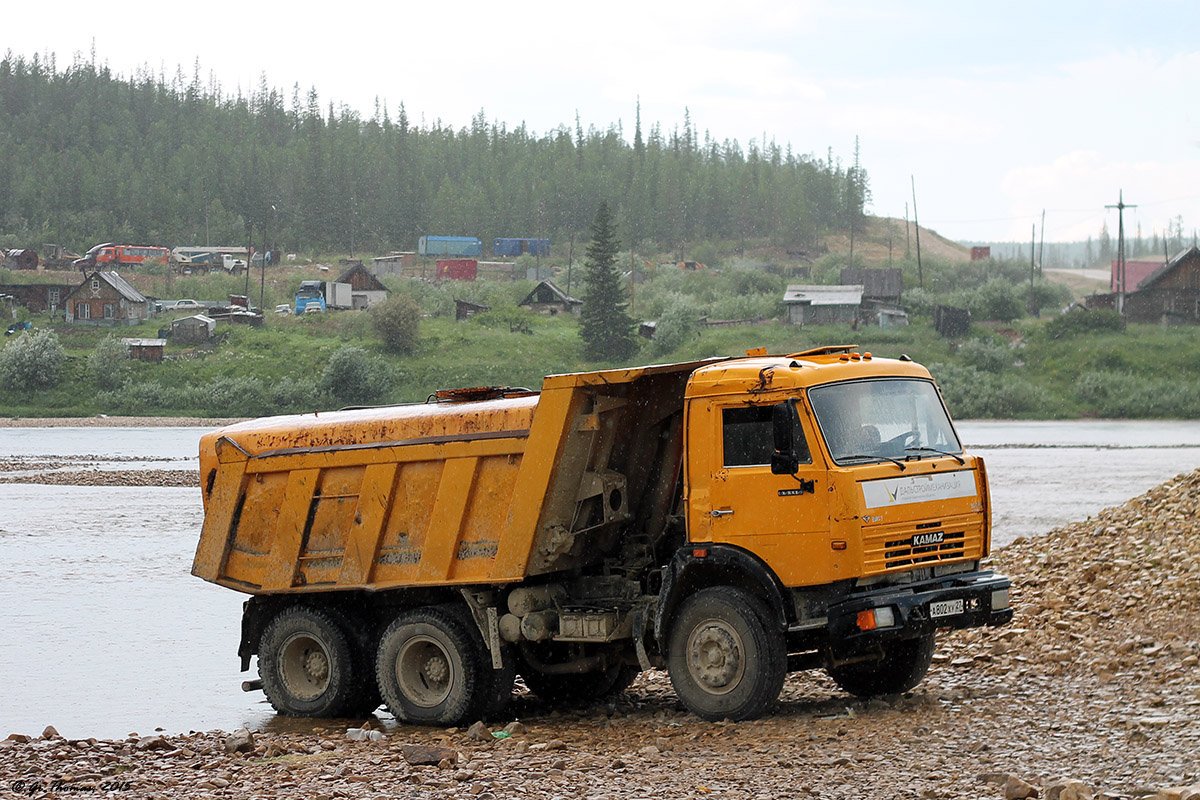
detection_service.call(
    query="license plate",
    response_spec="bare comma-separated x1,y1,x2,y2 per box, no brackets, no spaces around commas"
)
930,598,964,619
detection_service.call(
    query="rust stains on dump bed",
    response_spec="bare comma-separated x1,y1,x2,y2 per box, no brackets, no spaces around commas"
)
193,359,719,595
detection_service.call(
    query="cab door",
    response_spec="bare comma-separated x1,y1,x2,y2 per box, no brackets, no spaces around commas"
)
685,397,833,587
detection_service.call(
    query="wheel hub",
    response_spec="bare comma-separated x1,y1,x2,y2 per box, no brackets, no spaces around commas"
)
304,650,330,682
688,621,745,692
424,654,449,684
279,634,331,700
396,636,454,708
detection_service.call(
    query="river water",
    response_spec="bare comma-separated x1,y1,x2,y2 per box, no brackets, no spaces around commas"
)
2,421,1199,739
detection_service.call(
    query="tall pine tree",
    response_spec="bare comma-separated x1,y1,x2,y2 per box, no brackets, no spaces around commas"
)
580,201,638,362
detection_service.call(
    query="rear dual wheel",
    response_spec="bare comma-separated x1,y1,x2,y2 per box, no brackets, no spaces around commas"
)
376,606,513,726
259,606,377,718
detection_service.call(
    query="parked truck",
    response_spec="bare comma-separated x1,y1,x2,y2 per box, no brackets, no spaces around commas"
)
192,346,1012,724
294,281,351,314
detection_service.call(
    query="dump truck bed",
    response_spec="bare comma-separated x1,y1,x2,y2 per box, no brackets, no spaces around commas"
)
192,359,717,594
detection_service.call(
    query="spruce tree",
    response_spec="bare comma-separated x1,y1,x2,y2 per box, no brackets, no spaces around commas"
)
580,201,638,362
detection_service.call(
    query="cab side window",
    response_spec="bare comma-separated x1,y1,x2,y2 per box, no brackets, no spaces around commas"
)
722,405,813,467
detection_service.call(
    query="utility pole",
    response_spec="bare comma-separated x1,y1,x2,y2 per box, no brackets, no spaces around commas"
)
911,177,923,289
1038,209,1046,275
566,231,574,297
1029,224,1038,317
904,203,911,258
1106,190,1136,314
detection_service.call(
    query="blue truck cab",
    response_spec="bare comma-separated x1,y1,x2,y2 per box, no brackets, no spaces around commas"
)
295,281,326,314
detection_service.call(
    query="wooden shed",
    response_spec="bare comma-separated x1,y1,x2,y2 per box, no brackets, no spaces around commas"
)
121,338,166,363
783,285,863,326
65,271,153,325
455,299,490,321
519,280,582,316
172,314,216,343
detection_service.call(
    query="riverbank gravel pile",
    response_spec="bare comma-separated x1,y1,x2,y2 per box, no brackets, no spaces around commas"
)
3,470,1199,799
0,453,199,487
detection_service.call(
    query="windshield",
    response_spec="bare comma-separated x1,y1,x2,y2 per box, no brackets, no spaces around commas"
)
808,378,961,465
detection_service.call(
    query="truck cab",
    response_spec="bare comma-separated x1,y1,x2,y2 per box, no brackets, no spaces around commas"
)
294,281,326,314
663,348,1008,713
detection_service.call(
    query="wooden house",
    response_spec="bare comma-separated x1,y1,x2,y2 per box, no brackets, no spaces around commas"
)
783,285,863,325
840,268,903,304
519,280,582,316
65,271,153,325
0,283,74,314
336,263,391,310
1124,247,1200,324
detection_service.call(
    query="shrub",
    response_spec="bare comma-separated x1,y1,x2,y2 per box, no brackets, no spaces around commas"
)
371,294,422,354
89,334,133,390
650,299,701,357
0,328,65,390
267,377,321,413
930,362,1051,419
472,306,535,334
957,338,1011,374
319,346,390,405
1045,308,1125,339
1074,370,1200,418
963,279,1024,323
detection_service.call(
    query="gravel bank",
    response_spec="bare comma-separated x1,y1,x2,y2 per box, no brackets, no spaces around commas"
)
3,471,1199,799
0,417,243,428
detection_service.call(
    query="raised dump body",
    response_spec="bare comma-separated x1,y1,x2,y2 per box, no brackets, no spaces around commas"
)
193,360,702,593
194,348,1012,724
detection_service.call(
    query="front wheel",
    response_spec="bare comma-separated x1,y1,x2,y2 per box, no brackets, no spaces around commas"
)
827,632,936,697
667,587,786,721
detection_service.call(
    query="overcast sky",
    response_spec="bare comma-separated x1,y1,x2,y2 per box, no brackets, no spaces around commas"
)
8,0,1199,244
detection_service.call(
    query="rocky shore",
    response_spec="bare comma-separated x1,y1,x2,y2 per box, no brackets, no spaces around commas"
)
0,417,243,428
2,470,1199,799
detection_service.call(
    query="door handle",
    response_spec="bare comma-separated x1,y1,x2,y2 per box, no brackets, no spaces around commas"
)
710,508,734,518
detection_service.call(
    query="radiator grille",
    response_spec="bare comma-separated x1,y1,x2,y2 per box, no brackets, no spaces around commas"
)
862,513,984,574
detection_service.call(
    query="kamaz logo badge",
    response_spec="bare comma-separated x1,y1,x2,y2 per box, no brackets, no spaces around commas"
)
912,531,945,547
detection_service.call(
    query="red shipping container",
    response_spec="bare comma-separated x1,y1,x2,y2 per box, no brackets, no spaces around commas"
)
436,259,478,281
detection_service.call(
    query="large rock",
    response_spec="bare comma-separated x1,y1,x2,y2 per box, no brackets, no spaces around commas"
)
399,744,457,766
1004,775,1040,800
223,728,255,754
1045,779,1094,800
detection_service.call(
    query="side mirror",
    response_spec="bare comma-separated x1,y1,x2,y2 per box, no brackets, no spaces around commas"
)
771,399,800,475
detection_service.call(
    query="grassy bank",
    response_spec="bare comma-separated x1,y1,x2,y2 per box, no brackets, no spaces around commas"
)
3,257,1198,421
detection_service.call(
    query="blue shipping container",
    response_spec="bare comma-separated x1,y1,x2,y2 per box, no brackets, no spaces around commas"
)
493,238,550,257
419,236,483,257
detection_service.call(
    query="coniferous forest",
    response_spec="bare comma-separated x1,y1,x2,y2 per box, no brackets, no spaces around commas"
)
0,53,869,256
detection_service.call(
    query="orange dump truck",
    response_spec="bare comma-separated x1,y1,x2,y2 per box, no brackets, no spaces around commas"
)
192,346,1012,723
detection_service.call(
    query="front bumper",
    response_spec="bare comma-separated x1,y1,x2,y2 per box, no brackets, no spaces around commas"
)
825,570,1012,657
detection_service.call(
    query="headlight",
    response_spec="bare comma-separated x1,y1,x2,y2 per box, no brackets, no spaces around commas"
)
856,606,897,631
